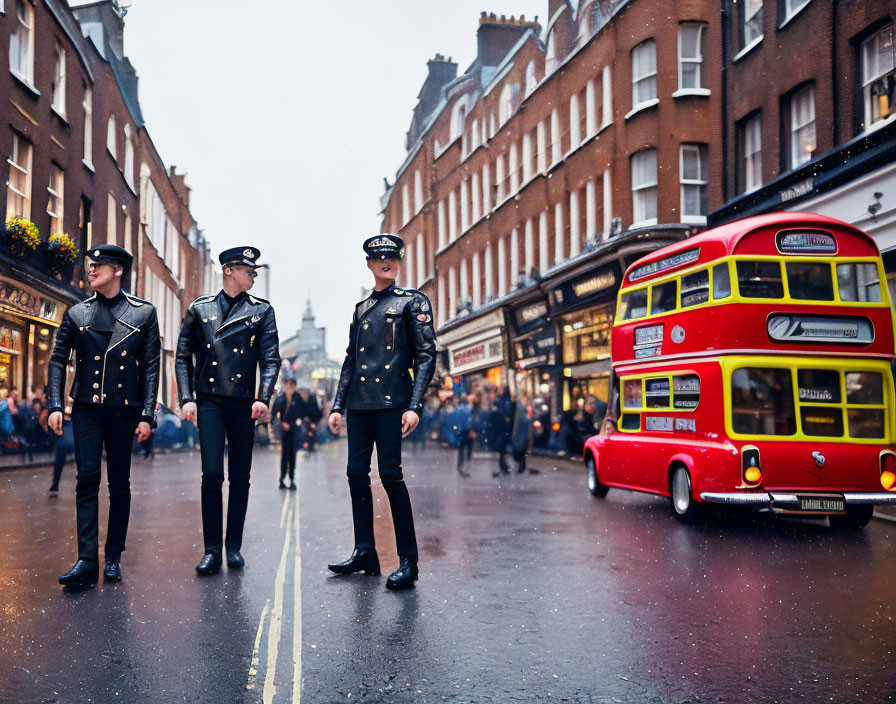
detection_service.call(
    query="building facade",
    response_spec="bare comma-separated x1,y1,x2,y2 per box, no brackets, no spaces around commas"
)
709,0,896,295
279,297,340,395
0,0,215,407
380,0,718,449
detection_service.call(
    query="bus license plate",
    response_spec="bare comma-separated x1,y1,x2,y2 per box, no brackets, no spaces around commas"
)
797,496,845,513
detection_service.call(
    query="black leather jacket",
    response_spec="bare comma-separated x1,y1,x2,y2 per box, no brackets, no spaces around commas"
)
47,292,161,425
332,286,436,414
175,290,281,406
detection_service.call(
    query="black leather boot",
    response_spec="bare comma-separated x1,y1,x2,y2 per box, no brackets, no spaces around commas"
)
103,558,121,582
386,557,419,590
58,560,99,587
327,548,380,575
278,478,287,489
226,548,245,569
195,550,222,576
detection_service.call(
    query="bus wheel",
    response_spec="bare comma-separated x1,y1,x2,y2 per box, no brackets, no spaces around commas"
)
670,465,701,522
828,505,874,531
586,455,609,498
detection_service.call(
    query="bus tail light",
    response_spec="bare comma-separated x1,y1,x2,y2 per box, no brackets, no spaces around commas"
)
880,451,896,491
741,446,762,487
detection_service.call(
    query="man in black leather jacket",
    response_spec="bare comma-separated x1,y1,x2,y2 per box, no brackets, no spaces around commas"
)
327,234,436,590
47,245,160,588
176,246,281,576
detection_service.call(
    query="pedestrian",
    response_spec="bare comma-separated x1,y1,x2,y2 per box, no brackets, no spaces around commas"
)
453,395,473,476
327,234,436,590
297,386,322,452
493,387,514,476
510,393,537,474
176,246,281,576
271,377,301,490
49,414,74,494
47,244,160,588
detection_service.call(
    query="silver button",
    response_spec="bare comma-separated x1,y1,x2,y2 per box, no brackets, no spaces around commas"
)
386,346,392,350
207,343,211,348
92,395,99,403
93,383,99,389
94,355,101,361
360,376,366,381
212,361,217,365
236,373,241,378
118,383,123,388
375,378,380,383
120,365,124,370
360,347,365,352
95,370,99,375
233,348,238,353
385,395,391,401
209,378,214,383
361,364,367,369
385,364,390,369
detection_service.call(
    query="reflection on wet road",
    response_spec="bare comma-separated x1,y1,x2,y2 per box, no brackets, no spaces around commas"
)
0,443,894,703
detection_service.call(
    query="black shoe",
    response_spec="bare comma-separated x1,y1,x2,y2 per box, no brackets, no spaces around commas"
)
58,560,99,587
103,558,121,582
527,468,540,474
288,481,297,491
279,479,287,489
386,557,419,591
328,548,380,575
48,486,59,494
195,550,222,576
226,548,245,569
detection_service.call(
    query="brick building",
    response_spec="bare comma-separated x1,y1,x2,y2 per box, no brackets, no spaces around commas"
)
710,0,896,295
380,0,717,450
0,0,215,407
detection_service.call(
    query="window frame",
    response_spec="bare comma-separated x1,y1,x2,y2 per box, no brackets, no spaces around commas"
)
46,163,64,235
677,23,706,91
630,148,658,228
787,83,816,169
51,42,67,117
743,0,763,49
631,39,658,111
679,143,708,223
6,131,33,220
781,0,811,26
619,372,702,434
83,86,93,168
741,112,762,193
9,0,35,86
861,24,896,133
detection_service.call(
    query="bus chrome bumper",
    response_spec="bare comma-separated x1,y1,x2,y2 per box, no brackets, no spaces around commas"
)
700,492,896,506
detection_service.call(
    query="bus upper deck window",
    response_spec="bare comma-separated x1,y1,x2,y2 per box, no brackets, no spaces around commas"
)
837,262,882,302
736,261,784,298
623,379,643,409
712,262,731,299
651,280,677,314
620,289,648,320
681,270,709,307
787,262,834,301
731,367,796,435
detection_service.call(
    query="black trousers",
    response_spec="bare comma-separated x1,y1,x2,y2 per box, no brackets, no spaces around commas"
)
457,432,473,469
346,409,417,559
197,396,255,552
280,430,297,480
71,403,142,563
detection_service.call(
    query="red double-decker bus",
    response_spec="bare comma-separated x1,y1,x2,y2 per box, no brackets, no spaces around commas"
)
584,212,896,529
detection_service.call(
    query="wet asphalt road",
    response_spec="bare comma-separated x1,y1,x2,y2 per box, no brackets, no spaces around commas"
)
0,442,895,704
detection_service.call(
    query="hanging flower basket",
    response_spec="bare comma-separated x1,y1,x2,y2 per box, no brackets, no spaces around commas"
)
47,233,79,271
4,217,40,259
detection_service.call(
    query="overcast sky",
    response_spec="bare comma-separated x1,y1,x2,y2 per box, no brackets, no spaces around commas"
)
93,0,547,358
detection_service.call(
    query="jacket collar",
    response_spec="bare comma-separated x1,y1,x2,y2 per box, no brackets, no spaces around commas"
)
358,285,399,320
106,296,142,350
214,289,257,334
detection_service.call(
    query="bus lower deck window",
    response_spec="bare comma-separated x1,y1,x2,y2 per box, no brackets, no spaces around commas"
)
787,262,834,301
801,407,844,437
848,408,885,438
731,367,796,435
837,262,882,302
736,261,784,298
620,414,641,431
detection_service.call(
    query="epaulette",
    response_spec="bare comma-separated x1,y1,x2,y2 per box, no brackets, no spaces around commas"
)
191,294,216,306
124,293,149,307
248,294,270,305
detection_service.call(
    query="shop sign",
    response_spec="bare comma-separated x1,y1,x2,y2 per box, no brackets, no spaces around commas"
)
628,248,700,282
513,300,549,335
0,280,62,325
550,264,620,314
767,314,872,344
779,178,815,203
776,230,837,255
450,336,504,374
572,271,617,298
514,329,557,368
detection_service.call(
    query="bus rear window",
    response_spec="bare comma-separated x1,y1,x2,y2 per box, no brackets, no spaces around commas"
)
801,407,844,437
846,372,883,404
848,409,885,438
681,270,709,307
786,262,834,301
737,261,784,299
731,368,796,435
651,281,677,314
837,263,882,302
797,369,840,403
620,290,648,320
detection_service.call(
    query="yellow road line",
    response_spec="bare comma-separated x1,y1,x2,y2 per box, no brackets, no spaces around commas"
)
279,493,290,530
292,487,302,703
263,502,293,704
246,599,271,691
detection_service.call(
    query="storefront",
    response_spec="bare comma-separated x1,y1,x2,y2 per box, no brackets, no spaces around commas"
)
441,308,508,397
509,295,558,449
547,263,621,419
0,272,68,396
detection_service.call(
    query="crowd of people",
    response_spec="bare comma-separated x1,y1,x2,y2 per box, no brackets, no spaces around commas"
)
0,384,54,460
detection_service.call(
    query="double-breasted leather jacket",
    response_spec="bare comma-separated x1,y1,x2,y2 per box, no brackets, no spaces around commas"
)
47,292,161,425
175,290,281,407
331,286,436,415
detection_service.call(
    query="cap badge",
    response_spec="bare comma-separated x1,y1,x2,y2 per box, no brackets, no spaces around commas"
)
243,248,254,258
94,250,100,257
368,237,395,249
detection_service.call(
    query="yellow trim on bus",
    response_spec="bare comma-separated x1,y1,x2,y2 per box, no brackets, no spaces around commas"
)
615,255,890,326
720,355,894,445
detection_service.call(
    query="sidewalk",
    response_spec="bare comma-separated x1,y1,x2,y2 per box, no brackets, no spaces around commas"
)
0,452,56,471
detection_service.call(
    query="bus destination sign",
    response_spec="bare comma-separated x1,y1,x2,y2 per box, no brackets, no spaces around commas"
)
767,314,873,345
776,230,837,255
628,248,701,282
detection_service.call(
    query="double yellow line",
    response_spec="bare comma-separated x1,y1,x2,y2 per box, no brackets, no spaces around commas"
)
247,491,302,702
